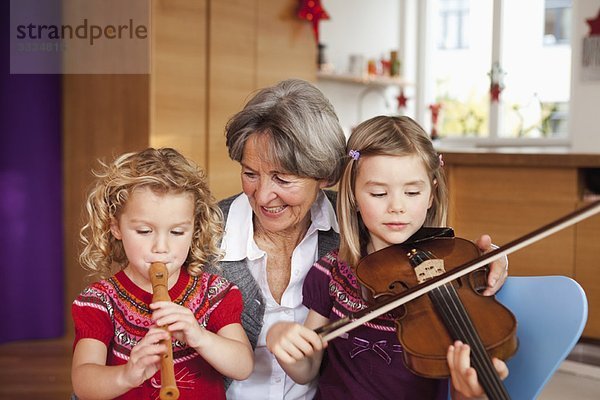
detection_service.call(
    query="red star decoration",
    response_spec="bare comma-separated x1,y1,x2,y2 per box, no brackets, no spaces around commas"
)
396,90,408,109
586,9,600,36
429,103,442,140
490,83,503,102
297,0,330,44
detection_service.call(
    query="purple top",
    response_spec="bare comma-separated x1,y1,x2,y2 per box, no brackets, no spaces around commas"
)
303,250,448,400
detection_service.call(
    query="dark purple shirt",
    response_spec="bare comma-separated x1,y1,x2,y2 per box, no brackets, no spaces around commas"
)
303,250,449,400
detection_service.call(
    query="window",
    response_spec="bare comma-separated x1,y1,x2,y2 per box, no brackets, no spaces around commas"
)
544,0,572,45
418,0,571,144
437,0,470,50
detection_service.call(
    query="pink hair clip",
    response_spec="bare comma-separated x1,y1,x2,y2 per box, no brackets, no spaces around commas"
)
349,149,360,160
438,154,444,167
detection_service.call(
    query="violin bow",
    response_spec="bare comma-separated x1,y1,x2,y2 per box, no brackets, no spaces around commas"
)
316,200,600,342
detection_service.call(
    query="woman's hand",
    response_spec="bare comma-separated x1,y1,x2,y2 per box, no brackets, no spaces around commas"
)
475,234,509,296
447,340,509,399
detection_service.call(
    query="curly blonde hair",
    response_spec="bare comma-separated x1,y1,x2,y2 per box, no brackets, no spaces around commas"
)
79,147,223,280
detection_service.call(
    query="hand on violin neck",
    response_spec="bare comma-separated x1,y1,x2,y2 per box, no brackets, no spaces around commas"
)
448,340,509,400
475,234,509,296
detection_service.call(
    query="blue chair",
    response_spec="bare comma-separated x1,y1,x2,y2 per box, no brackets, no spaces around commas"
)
495,275,588,399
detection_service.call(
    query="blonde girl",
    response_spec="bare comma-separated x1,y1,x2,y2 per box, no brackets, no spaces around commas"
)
72,147,253,400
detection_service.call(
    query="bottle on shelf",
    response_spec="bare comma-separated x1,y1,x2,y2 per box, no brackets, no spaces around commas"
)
390,50,401,77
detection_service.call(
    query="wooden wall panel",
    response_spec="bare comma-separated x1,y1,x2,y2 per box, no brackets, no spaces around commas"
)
150,0,208,166
207,0,318,199
63,75,149,336
256,0,317,87
207,0,257,199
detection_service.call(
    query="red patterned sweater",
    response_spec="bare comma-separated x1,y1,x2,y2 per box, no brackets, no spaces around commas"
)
72,268,242,400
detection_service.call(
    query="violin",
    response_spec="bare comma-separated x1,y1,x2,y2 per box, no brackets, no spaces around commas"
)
356,229,517,399
315,200,600,400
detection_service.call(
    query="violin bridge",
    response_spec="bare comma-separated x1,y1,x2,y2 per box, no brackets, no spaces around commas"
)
414,259,445,284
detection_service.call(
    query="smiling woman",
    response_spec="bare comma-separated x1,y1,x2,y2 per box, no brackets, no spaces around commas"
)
239,134,329,246
208,78,347,400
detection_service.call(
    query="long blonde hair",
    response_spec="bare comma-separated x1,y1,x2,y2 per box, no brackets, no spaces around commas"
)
79,148,223,280
337,116,448,267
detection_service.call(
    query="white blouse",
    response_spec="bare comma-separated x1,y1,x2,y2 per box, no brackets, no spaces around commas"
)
222,191,338,400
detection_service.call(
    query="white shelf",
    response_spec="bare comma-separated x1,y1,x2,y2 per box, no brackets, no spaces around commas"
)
316,71,410,87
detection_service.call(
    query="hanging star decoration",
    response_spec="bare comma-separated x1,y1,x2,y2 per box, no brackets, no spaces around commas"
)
429,103,442,140
297,0,330,44
396,90,408,111
488,61,506,103
586,9,600,36
583,9,600,80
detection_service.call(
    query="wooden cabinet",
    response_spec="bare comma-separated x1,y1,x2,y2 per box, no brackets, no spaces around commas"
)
443,150,600,339
574,204,600,338
447,165,578,277
62,0,316,335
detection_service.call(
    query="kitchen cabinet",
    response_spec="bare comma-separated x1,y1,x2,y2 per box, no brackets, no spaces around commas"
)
442,149,600,339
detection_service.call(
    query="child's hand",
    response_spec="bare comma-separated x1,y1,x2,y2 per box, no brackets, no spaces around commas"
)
121,327,170,388
266,321,325,364
150,301,207,349
446,340,509,399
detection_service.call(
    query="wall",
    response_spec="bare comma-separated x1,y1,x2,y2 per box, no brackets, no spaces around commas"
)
570,0,600,152
2,0,64,343
317,0,402,135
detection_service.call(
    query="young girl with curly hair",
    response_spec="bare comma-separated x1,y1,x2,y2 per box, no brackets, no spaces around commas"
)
71,147,253,399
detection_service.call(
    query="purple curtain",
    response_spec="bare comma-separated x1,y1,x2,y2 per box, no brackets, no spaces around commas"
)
1,1,63,343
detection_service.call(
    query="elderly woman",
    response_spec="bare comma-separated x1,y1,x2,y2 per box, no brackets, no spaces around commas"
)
212,79,508,400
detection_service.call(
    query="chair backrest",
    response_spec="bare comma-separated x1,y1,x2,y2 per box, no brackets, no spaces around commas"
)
495,275,588,399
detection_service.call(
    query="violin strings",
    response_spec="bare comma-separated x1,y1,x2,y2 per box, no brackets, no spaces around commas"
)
416,246,509,399
431,283,510,400
439,283,508,400
408,248,510,399
431,284,505,399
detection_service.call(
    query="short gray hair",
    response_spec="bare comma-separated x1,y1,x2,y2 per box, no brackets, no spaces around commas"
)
225,79,346,186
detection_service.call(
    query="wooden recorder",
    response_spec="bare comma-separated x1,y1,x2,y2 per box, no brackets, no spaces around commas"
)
149,262,180,400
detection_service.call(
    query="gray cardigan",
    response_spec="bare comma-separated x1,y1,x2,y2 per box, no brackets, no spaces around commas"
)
207,191,339,350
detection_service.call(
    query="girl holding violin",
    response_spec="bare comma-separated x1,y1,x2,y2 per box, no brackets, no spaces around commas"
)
266,116,509,399
71,148,253,399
